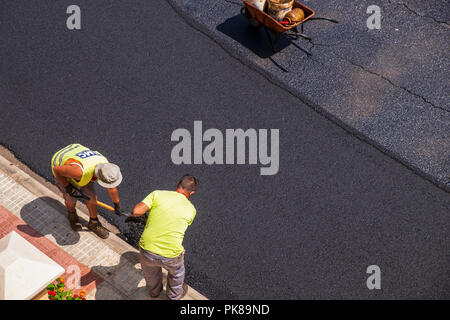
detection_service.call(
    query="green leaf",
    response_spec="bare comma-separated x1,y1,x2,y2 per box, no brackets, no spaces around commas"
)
46,284,56,291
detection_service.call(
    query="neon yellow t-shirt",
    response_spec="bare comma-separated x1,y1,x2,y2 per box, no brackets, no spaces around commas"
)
139,190,196,258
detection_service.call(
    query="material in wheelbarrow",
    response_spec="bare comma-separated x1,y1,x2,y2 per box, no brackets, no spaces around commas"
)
241,1,338,53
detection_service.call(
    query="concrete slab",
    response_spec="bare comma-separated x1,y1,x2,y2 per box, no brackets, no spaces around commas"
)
0,231,64,300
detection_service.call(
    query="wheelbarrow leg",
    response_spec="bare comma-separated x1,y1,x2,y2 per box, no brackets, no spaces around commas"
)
289,26,312,56
264,27,281,53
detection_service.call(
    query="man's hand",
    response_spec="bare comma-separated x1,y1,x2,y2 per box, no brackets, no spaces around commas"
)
124,201,149,224
114,202,122,217
65,184,77,196
63,184,90,200
124,212,146,224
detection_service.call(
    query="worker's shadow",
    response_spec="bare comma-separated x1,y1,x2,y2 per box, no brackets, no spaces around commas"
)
17,197,81,246
82,251,169,300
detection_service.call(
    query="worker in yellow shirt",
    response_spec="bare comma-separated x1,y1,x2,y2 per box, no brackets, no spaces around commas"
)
51,143,123,239
130,174,198,300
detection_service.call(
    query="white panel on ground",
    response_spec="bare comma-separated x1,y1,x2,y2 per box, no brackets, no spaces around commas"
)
0,231,65,300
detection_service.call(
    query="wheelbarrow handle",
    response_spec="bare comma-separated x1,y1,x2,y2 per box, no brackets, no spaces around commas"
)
285,31,312,41
306,17,339,24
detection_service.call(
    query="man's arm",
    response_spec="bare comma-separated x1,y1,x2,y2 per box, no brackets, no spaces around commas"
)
107,187,120,203
132,202,149,217
106,187,123,216
53,165,83,187
131,192,154,218
124,202,148,223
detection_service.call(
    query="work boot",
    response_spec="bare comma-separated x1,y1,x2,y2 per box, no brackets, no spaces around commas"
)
150,286,162,298
68,210,82,231
88,218,109,239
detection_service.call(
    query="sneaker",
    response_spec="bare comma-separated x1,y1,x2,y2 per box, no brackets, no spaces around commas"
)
88,218,109,239
68,211,82,231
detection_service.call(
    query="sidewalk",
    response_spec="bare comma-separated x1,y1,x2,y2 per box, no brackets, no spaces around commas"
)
0,153,207,300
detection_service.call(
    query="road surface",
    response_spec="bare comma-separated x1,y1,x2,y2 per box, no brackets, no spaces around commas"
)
1,0,449,299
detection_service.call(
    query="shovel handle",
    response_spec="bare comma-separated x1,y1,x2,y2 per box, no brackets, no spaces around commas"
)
97,201,115,212
71,188,116,212
72,188,126,216
97,200,131,218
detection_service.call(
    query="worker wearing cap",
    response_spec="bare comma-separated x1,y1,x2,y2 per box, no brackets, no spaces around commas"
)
130,174,198,300
51,143,123,239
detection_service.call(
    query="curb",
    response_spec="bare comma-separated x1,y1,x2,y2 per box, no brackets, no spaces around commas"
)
0,149,207,300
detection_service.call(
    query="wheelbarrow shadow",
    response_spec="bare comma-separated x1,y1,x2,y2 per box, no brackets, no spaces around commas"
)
216,14,293,59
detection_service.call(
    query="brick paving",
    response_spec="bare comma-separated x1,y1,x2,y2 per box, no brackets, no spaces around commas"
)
0,205,102,296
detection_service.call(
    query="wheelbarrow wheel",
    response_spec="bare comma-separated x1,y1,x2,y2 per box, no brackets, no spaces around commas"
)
241,6,261,28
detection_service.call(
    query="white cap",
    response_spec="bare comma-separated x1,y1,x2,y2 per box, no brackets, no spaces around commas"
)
95,163,123,188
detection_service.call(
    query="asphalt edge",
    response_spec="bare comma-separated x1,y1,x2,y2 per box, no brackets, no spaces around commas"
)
166,0,450,194
0,148,208,300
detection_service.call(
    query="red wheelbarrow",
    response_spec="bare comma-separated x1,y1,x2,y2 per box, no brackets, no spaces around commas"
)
241,1,338,53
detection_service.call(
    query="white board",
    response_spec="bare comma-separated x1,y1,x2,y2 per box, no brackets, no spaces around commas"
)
0,231,65,300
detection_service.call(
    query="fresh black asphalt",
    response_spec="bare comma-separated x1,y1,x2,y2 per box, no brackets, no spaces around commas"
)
170,0,450,191
1,0,449,299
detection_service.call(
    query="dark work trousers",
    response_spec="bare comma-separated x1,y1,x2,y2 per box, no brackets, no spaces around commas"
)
139,247,185,300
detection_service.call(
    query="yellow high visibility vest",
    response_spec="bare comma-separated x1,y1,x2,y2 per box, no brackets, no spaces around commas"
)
51,143,109,187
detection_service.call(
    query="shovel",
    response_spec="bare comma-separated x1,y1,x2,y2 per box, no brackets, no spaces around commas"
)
95,199,145,224
68,186,143,223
